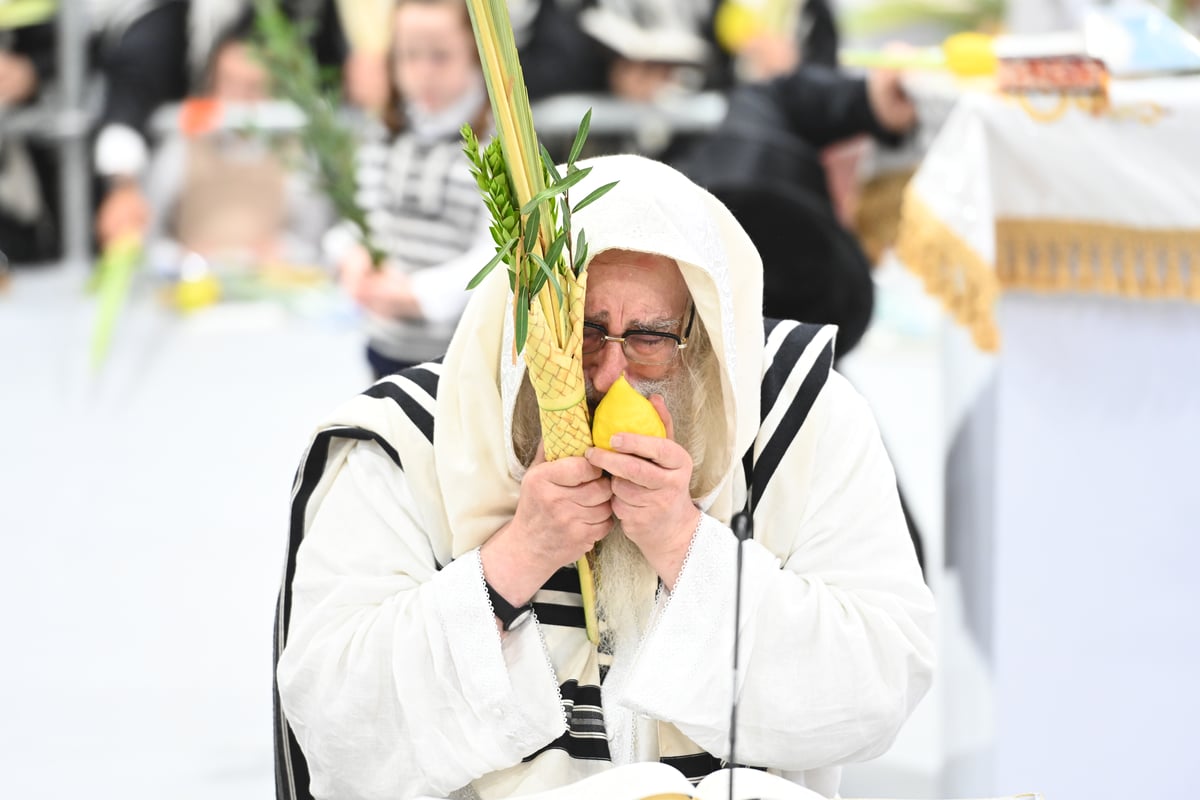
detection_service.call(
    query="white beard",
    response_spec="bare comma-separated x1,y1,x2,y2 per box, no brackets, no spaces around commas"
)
588,369,691,653
593,523,659,654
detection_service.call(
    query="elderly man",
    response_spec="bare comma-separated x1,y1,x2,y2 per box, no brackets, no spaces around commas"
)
274,155,934,800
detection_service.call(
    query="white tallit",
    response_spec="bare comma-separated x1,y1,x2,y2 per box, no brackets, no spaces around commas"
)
275,154,935,800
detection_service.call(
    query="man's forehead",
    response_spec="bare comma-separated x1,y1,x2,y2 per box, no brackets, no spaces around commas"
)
589,249,678,270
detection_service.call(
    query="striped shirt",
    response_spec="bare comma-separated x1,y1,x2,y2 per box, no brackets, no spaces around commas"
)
337,125,493,364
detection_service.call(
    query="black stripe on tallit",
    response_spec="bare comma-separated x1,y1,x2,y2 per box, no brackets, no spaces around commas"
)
541,565,583,594
524,730,612,762
275,426,404,800
752,337,834,512
523,681,612,763
660,752,724,783
532,603,586,629
363,381,434,444
760,320,827,429
659,753,769,784
399,363,441,399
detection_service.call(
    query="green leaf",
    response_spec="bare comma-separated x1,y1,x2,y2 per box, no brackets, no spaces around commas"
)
514,291,530,354
466,238,517,289
544,230,568,273
574,229,588,275
568,108,592,166
90,239,142,368
540,144,561,184
529,252,564,306
571,181,618,214
522,206,541,258
520,167,592,215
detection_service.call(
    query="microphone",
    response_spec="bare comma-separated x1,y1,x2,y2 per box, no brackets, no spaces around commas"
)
727,506,753,800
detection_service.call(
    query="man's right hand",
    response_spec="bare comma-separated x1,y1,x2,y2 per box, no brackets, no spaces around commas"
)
481,443,613,606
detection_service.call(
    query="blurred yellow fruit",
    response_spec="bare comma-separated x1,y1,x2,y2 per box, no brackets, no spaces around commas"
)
714,1,761,54
592,373,667,450
943,31,996,77
174,273,221,311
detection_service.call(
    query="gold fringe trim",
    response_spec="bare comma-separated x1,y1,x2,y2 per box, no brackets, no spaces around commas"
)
996,218,1200,304
897,190,1200,351
895,189,1002,351
854,168,915,267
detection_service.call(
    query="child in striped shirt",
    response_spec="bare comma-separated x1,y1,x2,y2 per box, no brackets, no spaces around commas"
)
327,0,493,379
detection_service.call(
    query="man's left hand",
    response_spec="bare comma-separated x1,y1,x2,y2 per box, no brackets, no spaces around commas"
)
585,395,701,590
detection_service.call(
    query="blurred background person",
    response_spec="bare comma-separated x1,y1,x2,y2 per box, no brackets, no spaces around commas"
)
92,0,348,253
676,63,915,358
327,0,494,379
511,0,610,99
1,5,60,265
579,0,839,103
140,16,333,275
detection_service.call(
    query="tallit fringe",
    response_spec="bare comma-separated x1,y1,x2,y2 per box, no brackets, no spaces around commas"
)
896,190,1200,352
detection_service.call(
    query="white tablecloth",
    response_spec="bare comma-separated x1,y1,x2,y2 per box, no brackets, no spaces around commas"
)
895,78,1200,800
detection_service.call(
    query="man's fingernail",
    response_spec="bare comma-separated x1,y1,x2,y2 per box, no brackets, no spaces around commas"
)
609,434,624,449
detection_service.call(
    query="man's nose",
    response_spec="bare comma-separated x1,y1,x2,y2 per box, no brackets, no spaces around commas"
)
587,341,628,396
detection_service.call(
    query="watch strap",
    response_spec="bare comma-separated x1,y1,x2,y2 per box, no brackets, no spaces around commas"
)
485,579,533,631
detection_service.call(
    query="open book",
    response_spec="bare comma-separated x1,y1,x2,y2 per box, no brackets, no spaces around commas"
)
511,762,824,800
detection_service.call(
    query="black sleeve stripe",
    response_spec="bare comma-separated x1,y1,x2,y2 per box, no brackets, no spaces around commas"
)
275,426,406,800
274,611,312,800
362,382,435,444
751,338,834,512
284,428,402,636
763,316,784,340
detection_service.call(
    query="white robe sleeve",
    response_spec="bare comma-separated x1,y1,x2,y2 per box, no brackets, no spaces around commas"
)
616,373,936,771
276,442,566,800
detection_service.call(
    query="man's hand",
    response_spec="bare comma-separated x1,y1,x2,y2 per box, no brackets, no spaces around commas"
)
482,444,613,606
867,69,917,135
0,52,38,105
95,182,150,247
584,395,700,590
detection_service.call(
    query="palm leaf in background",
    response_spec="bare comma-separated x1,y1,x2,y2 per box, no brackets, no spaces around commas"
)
252,0,385,267
89,234,142,369
843,0,1006,37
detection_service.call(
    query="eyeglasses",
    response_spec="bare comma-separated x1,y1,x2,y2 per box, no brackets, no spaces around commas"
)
581,305,695,365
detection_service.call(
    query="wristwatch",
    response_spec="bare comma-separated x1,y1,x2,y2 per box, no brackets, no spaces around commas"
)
486,580,534,631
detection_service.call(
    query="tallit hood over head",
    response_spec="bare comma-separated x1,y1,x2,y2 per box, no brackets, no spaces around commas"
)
436,154,764,557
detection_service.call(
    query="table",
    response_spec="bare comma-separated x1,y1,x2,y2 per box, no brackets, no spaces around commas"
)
895,78,1200,800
